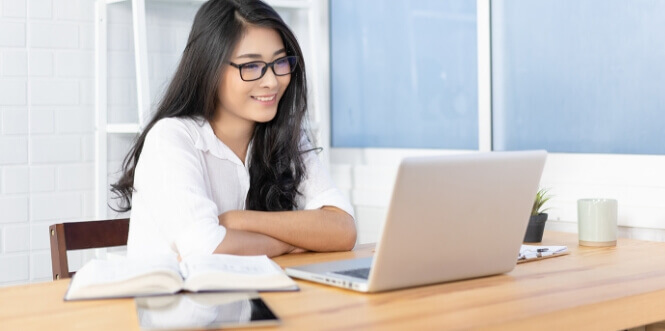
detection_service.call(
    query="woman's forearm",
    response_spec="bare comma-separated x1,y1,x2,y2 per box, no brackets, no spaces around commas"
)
213,228,295,257
219,207,356,252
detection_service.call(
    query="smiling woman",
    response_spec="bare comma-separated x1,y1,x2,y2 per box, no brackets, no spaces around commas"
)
109,0,356,260
214,26,293,152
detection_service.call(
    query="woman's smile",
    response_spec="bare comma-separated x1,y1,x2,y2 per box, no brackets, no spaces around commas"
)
252,93,277,105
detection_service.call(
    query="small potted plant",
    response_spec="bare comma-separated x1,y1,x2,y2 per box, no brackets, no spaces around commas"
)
523,188,552,243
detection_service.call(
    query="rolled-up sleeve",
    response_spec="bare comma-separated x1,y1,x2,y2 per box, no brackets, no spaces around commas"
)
297,135,355,219
132,119,225,258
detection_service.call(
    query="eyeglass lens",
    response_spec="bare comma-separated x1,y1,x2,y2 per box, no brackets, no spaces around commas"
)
240,56,297,81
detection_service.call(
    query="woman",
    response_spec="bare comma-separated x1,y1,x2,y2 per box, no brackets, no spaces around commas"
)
111,0,356,259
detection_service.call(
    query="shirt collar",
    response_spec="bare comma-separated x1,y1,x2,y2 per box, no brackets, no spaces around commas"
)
191,117,250,167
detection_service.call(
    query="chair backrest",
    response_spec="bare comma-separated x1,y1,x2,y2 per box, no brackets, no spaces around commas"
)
49,218,130,280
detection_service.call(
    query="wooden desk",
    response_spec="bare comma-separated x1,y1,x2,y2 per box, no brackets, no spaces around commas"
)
3,231,665,330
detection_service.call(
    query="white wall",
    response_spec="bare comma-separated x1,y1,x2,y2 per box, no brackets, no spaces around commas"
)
0,0,199,287
0,0,97,286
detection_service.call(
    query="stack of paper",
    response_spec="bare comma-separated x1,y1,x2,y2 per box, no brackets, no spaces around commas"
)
518,245,568,262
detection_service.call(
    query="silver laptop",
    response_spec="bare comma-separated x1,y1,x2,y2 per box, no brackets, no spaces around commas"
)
286,150,547,293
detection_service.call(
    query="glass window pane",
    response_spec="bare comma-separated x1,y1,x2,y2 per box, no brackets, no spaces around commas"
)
331,0,478,149
492,0,665,154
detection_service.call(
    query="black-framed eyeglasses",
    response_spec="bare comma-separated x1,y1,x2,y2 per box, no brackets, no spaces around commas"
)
229,56,298,82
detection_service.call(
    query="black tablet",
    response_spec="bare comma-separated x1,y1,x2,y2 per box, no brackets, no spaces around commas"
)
135,292,280,330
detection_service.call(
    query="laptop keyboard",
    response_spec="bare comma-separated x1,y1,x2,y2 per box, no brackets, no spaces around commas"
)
333,267,371,280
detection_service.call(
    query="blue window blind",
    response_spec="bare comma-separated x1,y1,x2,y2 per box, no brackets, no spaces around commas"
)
492,0,665,154
330,0,478,149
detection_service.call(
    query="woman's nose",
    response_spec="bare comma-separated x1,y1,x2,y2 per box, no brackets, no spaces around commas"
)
259,67,279,88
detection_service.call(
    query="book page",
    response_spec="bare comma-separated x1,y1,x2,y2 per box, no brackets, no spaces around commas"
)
181,255,281,277
180,255,297,292
65,255,184,300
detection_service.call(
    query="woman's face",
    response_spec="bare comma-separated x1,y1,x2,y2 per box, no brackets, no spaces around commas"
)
217,25,292,128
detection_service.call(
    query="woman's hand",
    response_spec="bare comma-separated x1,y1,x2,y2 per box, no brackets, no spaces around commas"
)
289,246,307,254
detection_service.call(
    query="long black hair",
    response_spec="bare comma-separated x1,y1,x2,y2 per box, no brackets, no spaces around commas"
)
111,0,309,212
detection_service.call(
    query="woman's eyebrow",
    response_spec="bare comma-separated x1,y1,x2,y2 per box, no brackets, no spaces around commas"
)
236,48,286,60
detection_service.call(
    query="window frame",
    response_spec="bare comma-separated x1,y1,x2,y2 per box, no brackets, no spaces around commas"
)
323,0,665,234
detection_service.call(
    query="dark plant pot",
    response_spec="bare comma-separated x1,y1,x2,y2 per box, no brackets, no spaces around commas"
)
523,213,548,243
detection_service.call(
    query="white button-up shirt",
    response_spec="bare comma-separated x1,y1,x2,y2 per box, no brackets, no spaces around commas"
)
127,116,354,259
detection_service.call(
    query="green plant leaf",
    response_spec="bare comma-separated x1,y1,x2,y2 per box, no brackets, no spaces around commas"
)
532,188,553,216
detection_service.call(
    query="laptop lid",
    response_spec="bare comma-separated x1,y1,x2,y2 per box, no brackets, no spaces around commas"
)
286,150,547,293
365,150,546,292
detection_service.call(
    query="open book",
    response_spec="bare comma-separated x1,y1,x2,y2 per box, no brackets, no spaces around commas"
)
64,254,298,301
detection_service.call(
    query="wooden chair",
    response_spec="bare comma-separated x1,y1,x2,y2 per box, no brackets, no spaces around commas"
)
49,218,130,280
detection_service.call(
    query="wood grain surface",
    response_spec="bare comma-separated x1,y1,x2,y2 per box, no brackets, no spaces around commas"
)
3,232,665,330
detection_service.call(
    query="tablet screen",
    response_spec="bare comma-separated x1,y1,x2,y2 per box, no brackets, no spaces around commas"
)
135,292,279,330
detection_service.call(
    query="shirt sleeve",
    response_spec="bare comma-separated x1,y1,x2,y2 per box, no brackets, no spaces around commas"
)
297,134,355,219
132,119,225,259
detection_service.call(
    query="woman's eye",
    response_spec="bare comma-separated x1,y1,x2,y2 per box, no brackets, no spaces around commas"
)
275,59,291,71
243,63,261,70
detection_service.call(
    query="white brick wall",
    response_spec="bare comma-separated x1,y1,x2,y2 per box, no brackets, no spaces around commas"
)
30,109,54,133
54,51,92,77
78,23,94,50
28,0,53,19
2,225,30,252
0,22,26,47
1,50,27,75
2,166,29,193
30,79,79,105
53,0,93,21
0,255,29,283
57,164,92,190
0,196,29,223
30,135,81,163
28,50,53,76
0,137,28,164
28,22,78,49
55,109,93,133
30,192,82,221
80,133,93,161
79,78,94,104
29,166,55,192
2,0,27,18
2,109,29,134
0,79,27,105
30,251,52,281
30,222,51,250
0,0,203,286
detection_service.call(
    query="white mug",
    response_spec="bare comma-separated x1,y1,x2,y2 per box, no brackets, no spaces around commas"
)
577,199,618,247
